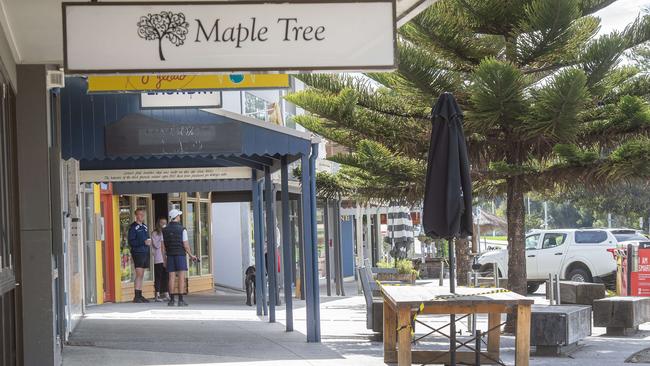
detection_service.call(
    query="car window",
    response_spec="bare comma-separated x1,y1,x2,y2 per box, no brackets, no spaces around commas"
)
575,230,608,244
542,233,567,249
525,234,540,250
612,230,647,242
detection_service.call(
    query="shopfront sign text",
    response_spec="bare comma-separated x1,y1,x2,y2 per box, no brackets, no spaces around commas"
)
63,1,396,73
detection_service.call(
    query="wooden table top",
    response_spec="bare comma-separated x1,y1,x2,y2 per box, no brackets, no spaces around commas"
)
380,283,534,307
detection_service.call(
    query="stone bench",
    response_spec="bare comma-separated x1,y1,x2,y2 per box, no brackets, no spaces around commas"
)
530,305,592,356
593,296,650,335
545,281,606,305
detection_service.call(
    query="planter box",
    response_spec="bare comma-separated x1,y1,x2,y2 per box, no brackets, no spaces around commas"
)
376,272,417,284
545,281,605,305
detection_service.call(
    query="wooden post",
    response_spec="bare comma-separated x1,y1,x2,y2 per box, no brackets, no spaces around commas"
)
515,304,531,366
397,306,412,366
487,312,501,355
383,301,397,363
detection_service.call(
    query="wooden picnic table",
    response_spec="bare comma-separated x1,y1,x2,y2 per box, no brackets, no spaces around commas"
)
380,284,533,365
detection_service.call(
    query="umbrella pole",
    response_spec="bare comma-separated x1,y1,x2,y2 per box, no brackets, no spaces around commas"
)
448,238,456,366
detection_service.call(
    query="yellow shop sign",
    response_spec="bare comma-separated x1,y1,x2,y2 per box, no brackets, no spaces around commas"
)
87,74,291,93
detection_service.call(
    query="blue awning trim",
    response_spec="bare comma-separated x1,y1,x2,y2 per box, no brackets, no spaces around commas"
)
61,77,311,166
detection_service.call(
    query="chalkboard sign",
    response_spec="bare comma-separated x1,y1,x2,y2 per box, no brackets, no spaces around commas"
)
105,113,242,157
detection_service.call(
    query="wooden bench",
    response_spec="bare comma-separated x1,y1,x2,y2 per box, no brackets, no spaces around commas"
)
593,296,650,335
545,281,605,305
530,305,592,356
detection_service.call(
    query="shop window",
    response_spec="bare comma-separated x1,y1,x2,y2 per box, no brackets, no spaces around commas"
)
199,201,210,274
244,92,272,122
186,201,199,276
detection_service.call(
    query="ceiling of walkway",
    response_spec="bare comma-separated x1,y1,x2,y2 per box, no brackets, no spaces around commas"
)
0,0,435,65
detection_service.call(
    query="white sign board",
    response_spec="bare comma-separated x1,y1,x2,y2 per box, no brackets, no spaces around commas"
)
63,1,396,73
79,167,252,183
140,91,222,108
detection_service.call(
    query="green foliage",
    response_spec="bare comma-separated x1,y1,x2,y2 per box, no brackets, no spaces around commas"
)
376,258,419,276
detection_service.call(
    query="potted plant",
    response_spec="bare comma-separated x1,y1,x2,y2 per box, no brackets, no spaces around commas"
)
375,259,418,284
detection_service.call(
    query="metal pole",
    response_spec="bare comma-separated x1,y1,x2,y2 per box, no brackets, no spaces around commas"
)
280,157,294,331
336,201,346,296
544,202,548,229
548,273,554,305
297,196,305,300
252,170,264,316
301,152,319,342
449,238,456,366
439,259,444,286
555,273,561,305
493,265,499,288
475,330,481,366
308,143,321,341
324,199,332,296
477,207,482,254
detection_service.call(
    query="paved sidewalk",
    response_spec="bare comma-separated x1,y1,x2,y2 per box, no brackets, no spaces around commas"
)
63,283,650,366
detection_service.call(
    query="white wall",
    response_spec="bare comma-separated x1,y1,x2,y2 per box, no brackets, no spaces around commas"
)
212,202,251,289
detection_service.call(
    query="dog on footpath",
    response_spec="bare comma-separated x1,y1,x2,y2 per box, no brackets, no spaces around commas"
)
245,265,256,306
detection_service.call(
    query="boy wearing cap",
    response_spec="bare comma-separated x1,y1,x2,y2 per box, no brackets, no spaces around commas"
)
162,209,197,306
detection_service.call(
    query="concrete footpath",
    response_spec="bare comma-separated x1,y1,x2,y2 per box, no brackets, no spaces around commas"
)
63,283,650,366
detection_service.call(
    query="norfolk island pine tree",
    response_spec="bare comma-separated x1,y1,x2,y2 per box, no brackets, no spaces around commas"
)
286,0,650,325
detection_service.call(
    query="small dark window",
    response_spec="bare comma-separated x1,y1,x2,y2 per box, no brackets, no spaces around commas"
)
575,231,608,244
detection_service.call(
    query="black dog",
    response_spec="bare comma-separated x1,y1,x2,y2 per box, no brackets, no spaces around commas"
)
245,265,256,306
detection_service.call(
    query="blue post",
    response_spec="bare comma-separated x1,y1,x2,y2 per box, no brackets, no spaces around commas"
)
252,170,265,316
301,153,317,342
258,178,268,316
281,156,294,331
264,166,277,323
308,143,321,341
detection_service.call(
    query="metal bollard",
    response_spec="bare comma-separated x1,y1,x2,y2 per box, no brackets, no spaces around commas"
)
439,261,445,286
548,273,554,305
475,330,482,366
493,266,499,288
555,274,561,305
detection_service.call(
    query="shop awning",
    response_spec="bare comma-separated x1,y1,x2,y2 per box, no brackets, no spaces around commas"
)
60,77,317,171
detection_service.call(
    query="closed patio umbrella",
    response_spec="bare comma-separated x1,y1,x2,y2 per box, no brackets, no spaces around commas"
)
422,92,473,366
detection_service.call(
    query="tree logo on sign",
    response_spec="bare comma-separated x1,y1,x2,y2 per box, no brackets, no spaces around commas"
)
137,11,189,61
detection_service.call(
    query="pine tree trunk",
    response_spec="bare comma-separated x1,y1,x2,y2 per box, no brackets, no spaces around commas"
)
504,175,526,332
455,237,471,286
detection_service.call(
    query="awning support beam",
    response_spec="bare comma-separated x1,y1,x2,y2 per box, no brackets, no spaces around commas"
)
280,156,294,331
252,170,267,316
265,166,278,323
301,144,321,342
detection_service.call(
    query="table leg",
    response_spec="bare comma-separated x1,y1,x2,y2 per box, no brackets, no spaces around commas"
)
397,306,412,366
383,300,397,362
487,312,501,355
515,304,531,366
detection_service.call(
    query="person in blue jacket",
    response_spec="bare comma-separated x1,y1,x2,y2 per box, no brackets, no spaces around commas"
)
128,208,152,303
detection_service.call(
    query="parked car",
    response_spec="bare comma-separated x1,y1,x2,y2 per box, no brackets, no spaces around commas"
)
476,228,645,293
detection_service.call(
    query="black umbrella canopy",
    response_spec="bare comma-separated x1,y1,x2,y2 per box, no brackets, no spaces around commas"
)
422,92,474,366
423,93,473,239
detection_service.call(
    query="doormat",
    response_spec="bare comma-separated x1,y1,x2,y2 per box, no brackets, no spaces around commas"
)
626,348,650,363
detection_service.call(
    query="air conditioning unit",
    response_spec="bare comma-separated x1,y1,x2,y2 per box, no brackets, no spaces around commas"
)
46,70,65,90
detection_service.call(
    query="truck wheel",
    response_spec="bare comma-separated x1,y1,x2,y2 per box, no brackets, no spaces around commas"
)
567,268,592,283
527,283,540,294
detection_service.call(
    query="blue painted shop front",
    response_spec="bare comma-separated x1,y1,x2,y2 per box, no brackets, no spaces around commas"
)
60,77,322,342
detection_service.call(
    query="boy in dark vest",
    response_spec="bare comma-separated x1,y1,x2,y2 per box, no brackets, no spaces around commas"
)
128,208,152,303
162,209,197,306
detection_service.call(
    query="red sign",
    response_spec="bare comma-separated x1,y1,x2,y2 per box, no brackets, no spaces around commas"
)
631,248,650,296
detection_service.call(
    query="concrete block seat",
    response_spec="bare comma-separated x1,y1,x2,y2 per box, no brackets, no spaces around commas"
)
530,305,592,356
545,281,606,305
593,296,650,335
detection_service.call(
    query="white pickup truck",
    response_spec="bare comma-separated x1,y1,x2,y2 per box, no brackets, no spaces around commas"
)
476,228,645,292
